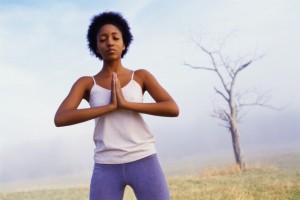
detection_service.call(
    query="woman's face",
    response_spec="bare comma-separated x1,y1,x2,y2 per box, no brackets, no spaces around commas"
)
96,24,125,61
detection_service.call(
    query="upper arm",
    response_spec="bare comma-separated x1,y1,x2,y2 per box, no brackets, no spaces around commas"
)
135,69,174,102
56,77,92,113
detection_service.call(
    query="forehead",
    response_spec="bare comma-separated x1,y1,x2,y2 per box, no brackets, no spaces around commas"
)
98,24,122,36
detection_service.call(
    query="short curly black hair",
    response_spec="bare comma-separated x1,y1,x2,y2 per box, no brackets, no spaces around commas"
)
87,11,133,60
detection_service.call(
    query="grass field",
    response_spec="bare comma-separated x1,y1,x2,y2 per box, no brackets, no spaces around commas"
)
1,151,299,200
1,166,299,200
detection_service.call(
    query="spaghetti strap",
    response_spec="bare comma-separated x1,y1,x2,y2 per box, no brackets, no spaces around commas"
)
131,71,135,80
91,76,96,85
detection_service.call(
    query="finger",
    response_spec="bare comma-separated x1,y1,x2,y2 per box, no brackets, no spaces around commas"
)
112,72,117,80
111,73,117,87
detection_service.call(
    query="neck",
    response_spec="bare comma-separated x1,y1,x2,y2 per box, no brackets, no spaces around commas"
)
101,60,124,75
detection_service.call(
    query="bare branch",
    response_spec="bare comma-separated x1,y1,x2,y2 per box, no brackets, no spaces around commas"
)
216,51,234,78
236,60,252,73
218,123,230,129
228,56,262,95
235,54,265,75
214,87,229,102
205,50,231,94
229,59,254,94
183,61,216,71
190,35,212,55
212,107,231,121
239,102,283,111
186,35,233,94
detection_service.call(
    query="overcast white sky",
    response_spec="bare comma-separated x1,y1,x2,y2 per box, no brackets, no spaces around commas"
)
1,0,300,184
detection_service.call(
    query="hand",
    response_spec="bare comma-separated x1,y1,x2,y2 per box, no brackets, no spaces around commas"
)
114,73,127,108
110,73,118,109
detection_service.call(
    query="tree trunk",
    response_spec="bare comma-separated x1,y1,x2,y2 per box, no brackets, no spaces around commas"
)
229,119,245,170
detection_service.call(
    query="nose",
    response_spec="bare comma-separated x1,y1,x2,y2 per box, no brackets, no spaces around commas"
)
107,38,114,46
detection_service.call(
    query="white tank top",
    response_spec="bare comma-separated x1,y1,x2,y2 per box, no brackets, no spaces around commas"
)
89,71,156,164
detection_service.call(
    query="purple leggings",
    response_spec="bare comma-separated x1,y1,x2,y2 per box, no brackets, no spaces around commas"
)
89,154,170,200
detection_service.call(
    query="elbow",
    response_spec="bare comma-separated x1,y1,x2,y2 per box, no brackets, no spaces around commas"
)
170,104,180,117
173,108,180,117
54,114,64,127
54,118,62,127
175,110,180,117
54,121,62,127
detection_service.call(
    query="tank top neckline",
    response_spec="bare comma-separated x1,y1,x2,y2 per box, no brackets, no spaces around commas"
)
91,71,137,91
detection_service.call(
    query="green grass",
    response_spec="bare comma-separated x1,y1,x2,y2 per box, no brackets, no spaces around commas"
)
1,167,299,200
1,150,299,200
168,168,300,200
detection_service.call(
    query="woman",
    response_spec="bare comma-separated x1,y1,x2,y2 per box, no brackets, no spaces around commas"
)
54,11,179,200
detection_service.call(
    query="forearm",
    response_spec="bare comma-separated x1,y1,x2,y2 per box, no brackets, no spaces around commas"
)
54,104,116,127
122,100,179,117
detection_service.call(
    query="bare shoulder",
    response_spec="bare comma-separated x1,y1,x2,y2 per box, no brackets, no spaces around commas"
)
134,69,161,92
134,69,156,80
68,76,94,101
68,76,94,96
76,76,93,83
73,76,94,88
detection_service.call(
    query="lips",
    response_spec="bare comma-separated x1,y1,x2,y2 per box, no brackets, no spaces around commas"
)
107,48,116,53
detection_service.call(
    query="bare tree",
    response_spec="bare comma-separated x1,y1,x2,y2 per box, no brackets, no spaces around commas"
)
184,34,274,170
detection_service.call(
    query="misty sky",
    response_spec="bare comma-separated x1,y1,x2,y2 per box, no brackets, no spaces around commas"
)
1,0,300,184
